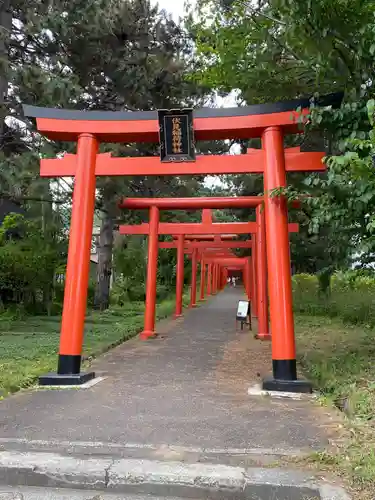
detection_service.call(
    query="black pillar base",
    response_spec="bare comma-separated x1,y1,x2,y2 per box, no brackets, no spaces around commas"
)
39,354,95,386
262,376,312,394
261,358,312,393
58,354,82,374
39,371,95,386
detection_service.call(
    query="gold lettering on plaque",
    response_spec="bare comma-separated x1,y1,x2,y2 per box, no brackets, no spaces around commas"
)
171,116,182,154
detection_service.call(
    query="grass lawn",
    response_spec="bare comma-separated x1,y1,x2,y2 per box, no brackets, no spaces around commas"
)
295,314,375,499
0,291,191,396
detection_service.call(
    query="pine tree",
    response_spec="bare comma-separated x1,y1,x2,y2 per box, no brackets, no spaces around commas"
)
4,0,214,310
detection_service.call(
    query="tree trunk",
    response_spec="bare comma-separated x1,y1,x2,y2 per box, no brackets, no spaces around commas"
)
94,212,114,310
0,1,11,146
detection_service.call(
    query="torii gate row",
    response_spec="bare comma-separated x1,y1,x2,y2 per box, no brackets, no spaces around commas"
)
159,241,253,249
186,250,250,300
120,198,299,343
160,230,303,334
119,221,258,337
120,205,299,342
188,253,257,312
199,256,249,294
173,241,253,309
183,247,242,300
121,207,258,328
162,243,253,321
25,93,342,391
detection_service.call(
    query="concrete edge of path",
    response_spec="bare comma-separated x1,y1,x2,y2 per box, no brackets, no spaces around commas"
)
0,451,351,499
247,383,318,400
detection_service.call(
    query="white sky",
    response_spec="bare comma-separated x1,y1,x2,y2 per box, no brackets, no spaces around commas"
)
156,0,188,21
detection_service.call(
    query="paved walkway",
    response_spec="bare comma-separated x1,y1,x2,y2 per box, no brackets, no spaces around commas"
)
0,288,338,465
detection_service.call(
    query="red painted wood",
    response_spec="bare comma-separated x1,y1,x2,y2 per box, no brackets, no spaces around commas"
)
121,222,298,236
120,222,257,235
158,241,252,249
35,109,309,142
40,149,325,177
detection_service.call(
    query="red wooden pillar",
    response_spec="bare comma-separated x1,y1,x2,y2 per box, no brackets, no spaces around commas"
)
40,133,98,385
190,248,198,308
218,266,223,290
251,235,258,318
243,263,247,296
200,258,206,300
212,263,217,294
256,205,270,340
246,257,252,301
219,267,224,289
262,126,308,392
141,205,159,340
207,263,212,295
175,234,185,318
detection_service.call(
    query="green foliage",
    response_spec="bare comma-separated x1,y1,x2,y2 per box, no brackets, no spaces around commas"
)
189,0,375,272
111,235,193,305
0,214,65,313
293,271,375,327
294,270,375,496
0,0,218,314
190,0,374,100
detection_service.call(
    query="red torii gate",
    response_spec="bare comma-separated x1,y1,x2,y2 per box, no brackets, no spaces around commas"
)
24,94,340,392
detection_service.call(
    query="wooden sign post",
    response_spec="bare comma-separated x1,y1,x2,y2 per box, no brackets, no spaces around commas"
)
236,300,252,331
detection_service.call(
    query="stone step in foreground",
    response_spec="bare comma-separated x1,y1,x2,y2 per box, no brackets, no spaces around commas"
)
0,450,350,500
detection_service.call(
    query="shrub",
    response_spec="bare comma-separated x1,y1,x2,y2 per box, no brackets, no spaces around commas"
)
293,271,375,326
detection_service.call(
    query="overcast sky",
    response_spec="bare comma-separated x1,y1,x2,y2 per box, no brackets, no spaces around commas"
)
156,0,188,20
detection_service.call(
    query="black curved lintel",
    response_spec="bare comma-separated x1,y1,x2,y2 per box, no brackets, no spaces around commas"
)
22,92,343,122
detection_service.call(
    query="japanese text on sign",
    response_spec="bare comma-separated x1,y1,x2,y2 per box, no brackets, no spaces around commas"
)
172,117,182,154
158,109,195,163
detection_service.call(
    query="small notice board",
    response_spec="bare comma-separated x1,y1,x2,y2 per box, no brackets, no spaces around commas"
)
236,300,249,320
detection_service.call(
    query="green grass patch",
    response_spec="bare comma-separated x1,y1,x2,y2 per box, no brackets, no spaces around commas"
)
0,289,191,397
293,273,375,327
295,314,375,499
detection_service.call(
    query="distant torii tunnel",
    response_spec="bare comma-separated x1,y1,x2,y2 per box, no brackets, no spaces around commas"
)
119,198,300,343
24,93,341,392
119,207,258,340
160,238,253,310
